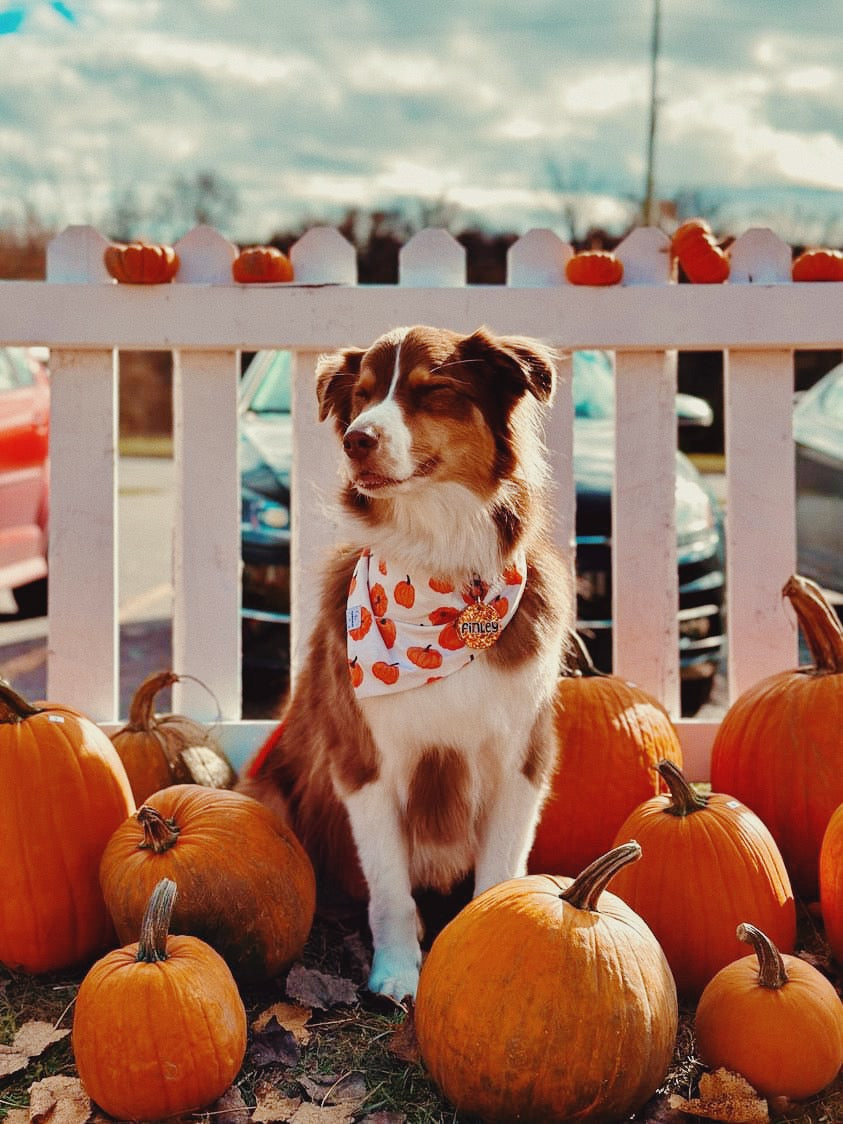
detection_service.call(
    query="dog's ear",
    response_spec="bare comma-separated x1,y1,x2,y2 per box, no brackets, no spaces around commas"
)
460,327,557,404
315,347,366,425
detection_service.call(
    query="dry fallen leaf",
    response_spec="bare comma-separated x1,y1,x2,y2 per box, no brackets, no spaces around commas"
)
285,963,358,1010
297,1072,367,1109
359,1113,407,1124
0,1021,70,1078
28,1075,92,1124
253,1000,313,1044
252,1080,303,1123
206,1084,253,1123
249,1015,302,1068
670,1068,769,1124
386,1003,420,1065
288,1105,355,1124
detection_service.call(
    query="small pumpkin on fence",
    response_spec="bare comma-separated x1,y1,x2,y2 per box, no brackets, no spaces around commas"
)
415,842,678,1123
72,878,247,1122
0,681,135,974
565,249,624,286
110,670,236,804
104,240,180,284
694,922,843,1100
99,783,316,981
527,635,683,878
792,247,843,282
609,759,796,999
671,217,730,283
710,574,843,901
232,245,294,283
820,802,843,964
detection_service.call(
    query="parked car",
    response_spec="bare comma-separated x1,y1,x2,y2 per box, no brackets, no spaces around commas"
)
0,347,49,617
239,349,726,713
794,362,843,596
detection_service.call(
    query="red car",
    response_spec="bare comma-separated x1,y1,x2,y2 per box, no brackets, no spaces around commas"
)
0,347,49,616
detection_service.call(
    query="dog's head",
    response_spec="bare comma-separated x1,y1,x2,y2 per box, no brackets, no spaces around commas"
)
316,325,557,508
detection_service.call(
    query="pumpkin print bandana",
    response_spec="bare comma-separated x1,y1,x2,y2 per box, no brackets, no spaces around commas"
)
346,549,527,697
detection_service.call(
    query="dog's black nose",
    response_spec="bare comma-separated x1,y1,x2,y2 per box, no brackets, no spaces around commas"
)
343,426,379,460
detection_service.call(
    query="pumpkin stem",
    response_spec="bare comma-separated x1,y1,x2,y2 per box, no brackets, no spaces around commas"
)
783,575,843,673
137,805,181,853
560,841,642,911
136,878,177,963
657,759,709,816
0,680,43,725
736,922,789,989
565,630,610,679
126,670,180,731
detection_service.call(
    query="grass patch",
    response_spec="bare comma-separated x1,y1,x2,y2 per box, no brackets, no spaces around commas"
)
1,908,841,1123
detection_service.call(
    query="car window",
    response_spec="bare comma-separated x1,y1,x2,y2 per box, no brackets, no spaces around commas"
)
0,350,17,392
818,373,843,425
247,351,292,414
5,348,35,388
572,350,615,420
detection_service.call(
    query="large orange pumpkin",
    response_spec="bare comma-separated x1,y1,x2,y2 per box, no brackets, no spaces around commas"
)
104,240,179,284
99,784,316,981
0,682,135,973
73,878,247,1121
415,843,678,1123
609,760,796,999
528,648,683,877
710,575,843,901
820,803,843,963
110,670,235,804
694,922,843,1100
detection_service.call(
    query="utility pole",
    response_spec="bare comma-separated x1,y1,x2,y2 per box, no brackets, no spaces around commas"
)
642,0,661,226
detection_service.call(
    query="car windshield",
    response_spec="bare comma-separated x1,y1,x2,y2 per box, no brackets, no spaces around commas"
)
246,351,293,414
243,348,616,421
572,350,615,420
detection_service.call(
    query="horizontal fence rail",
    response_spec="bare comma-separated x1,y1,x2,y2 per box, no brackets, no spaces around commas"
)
1,222,840,780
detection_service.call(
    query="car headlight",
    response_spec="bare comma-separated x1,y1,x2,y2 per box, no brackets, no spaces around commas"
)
243,494,290,531
675,476,719,557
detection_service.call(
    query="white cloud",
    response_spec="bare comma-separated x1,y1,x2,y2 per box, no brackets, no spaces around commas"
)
0,0,841,240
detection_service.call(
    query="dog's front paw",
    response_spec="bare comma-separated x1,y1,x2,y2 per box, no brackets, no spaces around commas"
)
368,945,421,1002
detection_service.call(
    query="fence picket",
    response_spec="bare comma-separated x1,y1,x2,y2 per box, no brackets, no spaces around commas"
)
506,228,571,287
171,349,242,720
612,349,680,714
174,225,237,284
724,347,798,696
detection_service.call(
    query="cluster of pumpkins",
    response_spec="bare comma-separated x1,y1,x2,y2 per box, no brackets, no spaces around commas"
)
0,574,841,1123
565,219,843,286
103,223,843,290
0,669,317,1120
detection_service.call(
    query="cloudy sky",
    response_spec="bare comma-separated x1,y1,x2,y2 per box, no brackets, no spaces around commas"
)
1,0,842,243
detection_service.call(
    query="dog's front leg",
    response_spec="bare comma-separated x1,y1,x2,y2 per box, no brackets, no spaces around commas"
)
343,781,421,1001
473,770,547,895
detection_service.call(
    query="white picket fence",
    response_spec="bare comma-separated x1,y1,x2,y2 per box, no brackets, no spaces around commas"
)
1,222,840,780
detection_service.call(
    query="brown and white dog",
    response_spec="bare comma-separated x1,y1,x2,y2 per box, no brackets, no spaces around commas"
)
239,324,573,1000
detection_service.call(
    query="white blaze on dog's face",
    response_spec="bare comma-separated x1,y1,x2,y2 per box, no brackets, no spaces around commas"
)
316,324,557,509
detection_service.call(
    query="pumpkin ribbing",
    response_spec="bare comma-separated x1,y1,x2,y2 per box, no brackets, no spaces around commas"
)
0,682,134,973
710,575,843,901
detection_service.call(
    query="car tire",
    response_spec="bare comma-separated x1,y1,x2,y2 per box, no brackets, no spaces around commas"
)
680,674,715,716
13,577,48,619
